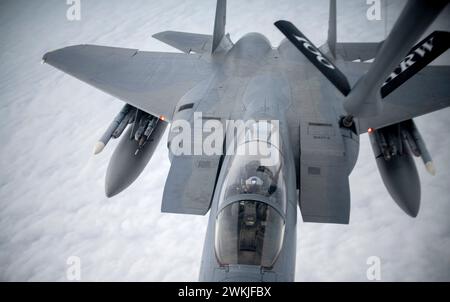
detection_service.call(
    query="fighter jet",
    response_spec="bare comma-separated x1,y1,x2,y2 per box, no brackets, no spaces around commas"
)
43,0,449,281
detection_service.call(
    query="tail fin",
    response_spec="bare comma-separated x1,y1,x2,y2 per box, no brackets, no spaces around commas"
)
327,0,337,57
212,0,227,53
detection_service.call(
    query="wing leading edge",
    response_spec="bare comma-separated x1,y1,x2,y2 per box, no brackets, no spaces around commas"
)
43,45,213,121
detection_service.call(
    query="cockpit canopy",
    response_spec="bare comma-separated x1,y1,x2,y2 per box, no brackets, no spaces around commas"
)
219,140,286,213
215,200,285,268
215,135,287,268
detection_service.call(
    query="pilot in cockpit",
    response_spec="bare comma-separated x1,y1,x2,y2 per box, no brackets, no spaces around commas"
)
242,160,278,196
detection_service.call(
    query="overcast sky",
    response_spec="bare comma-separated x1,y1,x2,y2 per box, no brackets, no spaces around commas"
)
0,0,449,281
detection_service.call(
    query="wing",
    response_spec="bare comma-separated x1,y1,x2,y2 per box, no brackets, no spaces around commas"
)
355,65,450,133
43,45,213,121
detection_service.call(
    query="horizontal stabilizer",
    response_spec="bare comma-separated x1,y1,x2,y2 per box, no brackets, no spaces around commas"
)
152,31,213,54
381,31,450,98
275,20,351,96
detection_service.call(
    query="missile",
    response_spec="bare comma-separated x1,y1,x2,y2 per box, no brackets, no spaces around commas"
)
409,121,435,176
401,119,435,176
144,118,157,137
112,109,135,139
129,109,143,140
93,104,133,155
135,118,159,155
93,141,107,156
134,115,150,142
401,129,421,156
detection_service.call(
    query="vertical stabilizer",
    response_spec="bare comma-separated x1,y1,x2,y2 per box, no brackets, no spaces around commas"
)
328,0,337,57
212,0,227,53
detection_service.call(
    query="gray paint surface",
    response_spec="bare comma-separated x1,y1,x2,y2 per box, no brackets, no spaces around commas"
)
0,0,450,280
